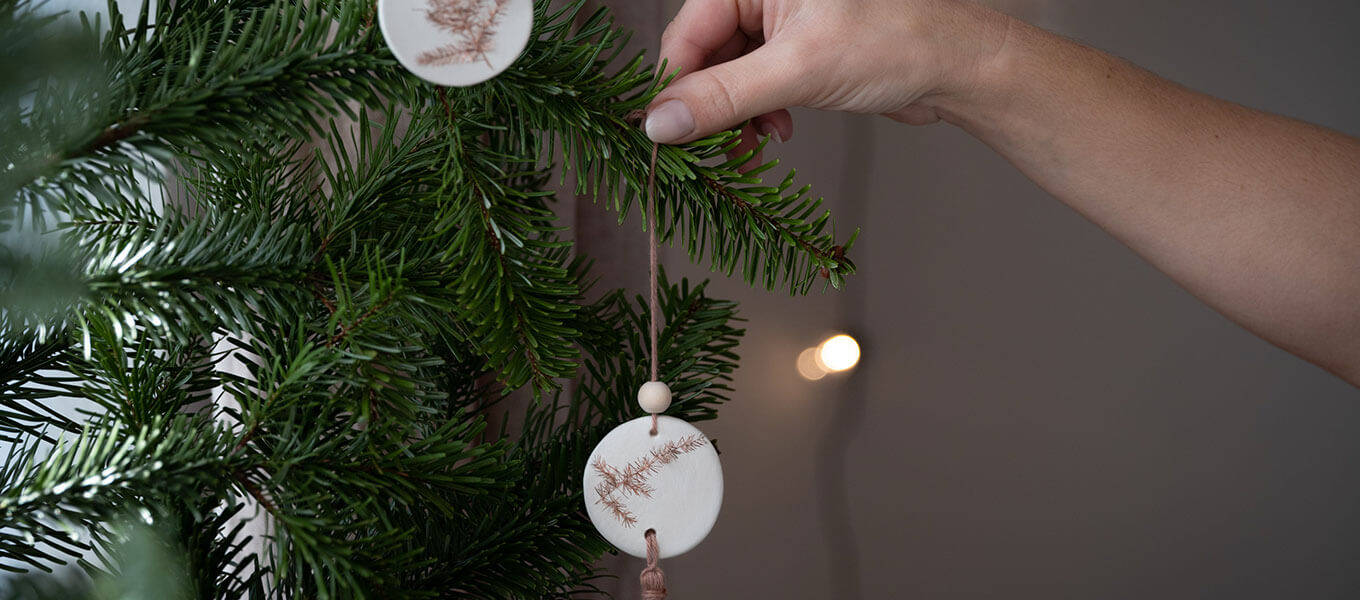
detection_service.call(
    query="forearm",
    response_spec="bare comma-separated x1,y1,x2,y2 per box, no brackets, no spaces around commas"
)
935,16,1360,382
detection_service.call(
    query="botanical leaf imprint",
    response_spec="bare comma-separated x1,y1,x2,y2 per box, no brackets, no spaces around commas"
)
417,0,510,68
592,434,707,527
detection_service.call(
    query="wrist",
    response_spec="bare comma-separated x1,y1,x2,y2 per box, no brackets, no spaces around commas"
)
924,4,1026,130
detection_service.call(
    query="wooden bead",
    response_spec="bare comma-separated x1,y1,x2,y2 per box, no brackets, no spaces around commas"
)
637,381,672,414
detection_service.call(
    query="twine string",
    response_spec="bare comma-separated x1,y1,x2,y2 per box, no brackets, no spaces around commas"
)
640,528,667,600
647,142,661,437
640,135,667,598
648,142,660,383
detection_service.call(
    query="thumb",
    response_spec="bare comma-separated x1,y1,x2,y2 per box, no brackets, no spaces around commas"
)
646,44,804,144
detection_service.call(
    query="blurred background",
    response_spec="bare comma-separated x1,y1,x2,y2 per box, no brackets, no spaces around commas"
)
585,0,1360,598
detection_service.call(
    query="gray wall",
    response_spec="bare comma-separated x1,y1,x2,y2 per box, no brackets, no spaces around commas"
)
625,0,1360,598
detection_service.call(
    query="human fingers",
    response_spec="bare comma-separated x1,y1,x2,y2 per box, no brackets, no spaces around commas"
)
720,36,795,145
724,110,792,170
727,123,762,171
753,109,793,142
710,33,793,163
646,43,804,144
658,0,759,78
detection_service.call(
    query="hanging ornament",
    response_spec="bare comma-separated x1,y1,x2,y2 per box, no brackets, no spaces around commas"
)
583,413,723,559
377,0,534,87
583,145,725,598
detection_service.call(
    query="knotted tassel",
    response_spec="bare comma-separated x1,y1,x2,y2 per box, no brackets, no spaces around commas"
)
640,529,667,600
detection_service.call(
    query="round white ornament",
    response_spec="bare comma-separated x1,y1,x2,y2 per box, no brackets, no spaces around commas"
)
583,415,723,559
377,0,534,87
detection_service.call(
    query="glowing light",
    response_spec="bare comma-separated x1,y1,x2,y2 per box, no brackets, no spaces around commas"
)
797,347,827,380
817,334,860,372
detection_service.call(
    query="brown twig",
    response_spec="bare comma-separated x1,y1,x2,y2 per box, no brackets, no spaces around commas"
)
234,470,281,516
328,294,396,347
434,85,549,388
611,115,854,278
70,114,152,159
310,284,338,315
701,175,850,273
231,428,257,454
67,219,145,227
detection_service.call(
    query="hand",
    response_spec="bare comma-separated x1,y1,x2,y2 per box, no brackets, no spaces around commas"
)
646,0,1012,152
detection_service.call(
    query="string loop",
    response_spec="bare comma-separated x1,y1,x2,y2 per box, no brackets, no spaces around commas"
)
640,529,667,600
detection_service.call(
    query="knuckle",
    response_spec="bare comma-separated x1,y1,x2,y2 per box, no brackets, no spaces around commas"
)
698,68,744,124
660,26,679,46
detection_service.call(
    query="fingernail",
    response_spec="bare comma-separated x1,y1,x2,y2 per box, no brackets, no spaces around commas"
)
758,122,784,143
645,100,695,143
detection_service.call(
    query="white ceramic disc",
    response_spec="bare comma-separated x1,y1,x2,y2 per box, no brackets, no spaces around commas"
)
377,0,534,87
583,416,723,559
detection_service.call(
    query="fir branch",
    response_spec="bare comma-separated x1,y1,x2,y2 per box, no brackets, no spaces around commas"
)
430,129,582,394
10,0,401,224
390,493,610,597
0,0,855,595
446,0,858,294
234,471,281,517
567,271,744,429
327,293,396,348
68,323,219,429
68,114,152,162
0,416,239,571
0,332,80,442
651,434,706,465
62,203,317,348
168,500,269,599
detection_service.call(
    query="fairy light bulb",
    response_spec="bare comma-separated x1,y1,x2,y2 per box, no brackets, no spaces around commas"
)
796,347,827,380
817,334,860,372
796,333,862,380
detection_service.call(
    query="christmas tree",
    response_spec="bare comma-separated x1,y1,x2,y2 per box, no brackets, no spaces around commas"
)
0,0,855,597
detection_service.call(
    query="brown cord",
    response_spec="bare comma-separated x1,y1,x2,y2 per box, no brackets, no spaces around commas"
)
641,146,667,596
625,89,681,600
647,142,660,384
641,528,667,600
647,142,661,437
